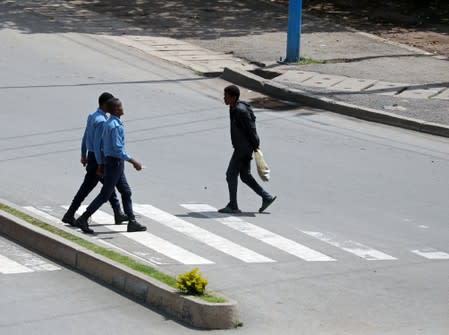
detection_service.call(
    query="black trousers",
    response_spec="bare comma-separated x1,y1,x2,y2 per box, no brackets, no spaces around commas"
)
226,150,270,209
86,157,134,220
67,152,120,214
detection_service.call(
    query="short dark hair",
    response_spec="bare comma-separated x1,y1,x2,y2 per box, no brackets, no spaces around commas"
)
224,85,240,99
106,97,120,111
98,92,114,106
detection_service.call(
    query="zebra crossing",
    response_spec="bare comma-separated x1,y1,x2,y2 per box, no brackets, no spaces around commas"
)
0,237,60,275
19,203,449,267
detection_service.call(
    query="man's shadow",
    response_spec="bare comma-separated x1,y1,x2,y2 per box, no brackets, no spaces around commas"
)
177,211,270,220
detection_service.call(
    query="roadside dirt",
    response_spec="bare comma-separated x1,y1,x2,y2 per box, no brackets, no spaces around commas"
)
296,0,449,56
67,0,449,57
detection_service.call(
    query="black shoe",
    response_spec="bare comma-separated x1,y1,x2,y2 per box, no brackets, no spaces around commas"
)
259,196,277,213
75,213,94,234
127,219,147,232
62,212,76,227
218,206,242,214
114,211,128,225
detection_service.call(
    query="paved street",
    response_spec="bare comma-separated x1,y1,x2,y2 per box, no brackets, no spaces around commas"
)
1,21,449,335
0,236,190,335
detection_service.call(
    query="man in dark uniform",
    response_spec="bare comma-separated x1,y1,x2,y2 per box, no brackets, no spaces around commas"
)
75,98,146,234
62,92,127,226
219,85,276,214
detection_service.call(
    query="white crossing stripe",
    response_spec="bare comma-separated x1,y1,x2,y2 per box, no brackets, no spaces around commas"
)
134,204,274,263
181,204,335,262
302,231,397,261
0,238,60,272
23,206,63,225
0,254,33,274
94,238,165,266
70,206,214,265
411,249,449,260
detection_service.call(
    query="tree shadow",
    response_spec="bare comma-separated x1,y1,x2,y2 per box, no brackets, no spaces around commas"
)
0,0,345,38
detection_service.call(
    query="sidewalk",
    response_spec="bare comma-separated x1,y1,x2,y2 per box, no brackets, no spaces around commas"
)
3,0,449,131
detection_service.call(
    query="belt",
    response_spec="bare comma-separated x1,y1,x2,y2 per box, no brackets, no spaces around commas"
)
105,156,122,161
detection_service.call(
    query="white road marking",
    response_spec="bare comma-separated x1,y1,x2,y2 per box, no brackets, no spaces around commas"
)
134,204,274,263
94,238,164,266
71,206,214,265
0,238,59,272
0,254,33,274
181,204,335,262
302,231,397,261
411,249,449,260
23,206,64,225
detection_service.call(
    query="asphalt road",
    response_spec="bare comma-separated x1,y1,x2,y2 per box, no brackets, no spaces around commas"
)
0,236,189,335
1,24,448,335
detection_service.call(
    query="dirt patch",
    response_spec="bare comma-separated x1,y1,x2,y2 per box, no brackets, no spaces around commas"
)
297,0,449,56
64,0,449,57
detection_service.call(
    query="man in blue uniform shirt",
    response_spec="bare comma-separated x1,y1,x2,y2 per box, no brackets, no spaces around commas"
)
75,98,147,234
62,92,127,226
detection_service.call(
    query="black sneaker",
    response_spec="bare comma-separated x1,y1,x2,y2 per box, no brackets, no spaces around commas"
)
218,206,242,214
127,219,147,232
259,196,277,213
62,212,76,227
75,214,94,234
114,211,128,225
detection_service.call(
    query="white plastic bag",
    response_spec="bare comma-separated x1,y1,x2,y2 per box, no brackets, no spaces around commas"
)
254,149,270,182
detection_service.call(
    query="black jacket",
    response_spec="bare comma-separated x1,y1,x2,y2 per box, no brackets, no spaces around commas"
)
229,101,260,153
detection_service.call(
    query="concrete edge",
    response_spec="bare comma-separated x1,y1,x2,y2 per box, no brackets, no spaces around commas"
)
0,200,239,330
221,67,449,138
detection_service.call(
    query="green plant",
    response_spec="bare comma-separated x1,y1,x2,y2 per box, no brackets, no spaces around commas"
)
296,57,324,65
176,267,208,295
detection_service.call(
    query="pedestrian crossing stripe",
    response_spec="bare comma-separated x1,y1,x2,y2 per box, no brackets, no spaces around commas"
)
0,238,60,275
411,249,449,260
0,254,34,274
133,204,275,263
301,231,397,261
20,204,449,265
181,204,335,262
69,206,215,265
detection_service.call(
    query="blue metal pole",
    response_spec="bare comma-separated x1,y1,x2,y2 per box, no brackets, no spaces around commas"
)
286,0,302,63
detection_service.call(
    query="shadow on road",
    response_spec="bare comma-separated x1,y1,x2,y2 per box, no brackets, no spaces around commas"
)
0,0,345,38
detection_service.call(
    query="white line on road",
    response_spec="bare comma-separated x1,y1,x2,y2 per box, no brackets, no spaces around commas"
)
302,231,397,261
23,206,64,225
411,249,449,260
181,204,335,262
0,238,60,272
134,204,275,263
0,254,33,274
72,206,214,265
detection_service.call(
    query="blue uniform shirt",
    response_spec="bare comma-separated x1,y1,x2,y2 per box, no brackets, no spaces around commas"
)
81,108,108,162
100,115,131,164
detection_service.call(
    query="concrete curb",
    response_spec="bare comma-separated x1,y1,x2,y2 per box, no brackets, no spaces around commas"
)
0,200,239,330
221,67,449,138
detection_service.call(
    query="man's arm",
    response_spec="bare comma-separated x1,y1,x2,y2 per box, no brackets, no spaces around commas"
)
237,107,260,151
93,120,105,165
80,117,89,166
111,127,142,171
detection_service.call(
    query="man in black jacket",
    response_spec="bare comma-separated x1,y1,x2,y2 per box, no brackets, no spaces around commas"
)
219,85,276,214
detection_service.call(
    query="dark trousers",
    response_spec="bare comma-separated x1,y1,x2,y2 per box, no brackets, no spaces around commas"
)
226,150,270,209
67,152,120,214
86,157,134,219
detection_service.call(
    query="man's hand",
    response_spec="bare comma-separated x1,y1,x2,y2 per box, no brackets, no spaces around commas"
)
80,156,88,166
129,158,143,171
132,161,143,171
96,165,104,177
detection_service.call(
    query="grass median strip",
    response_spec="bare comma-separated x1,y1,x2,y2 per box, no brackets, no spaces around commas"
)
0,203,226,303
